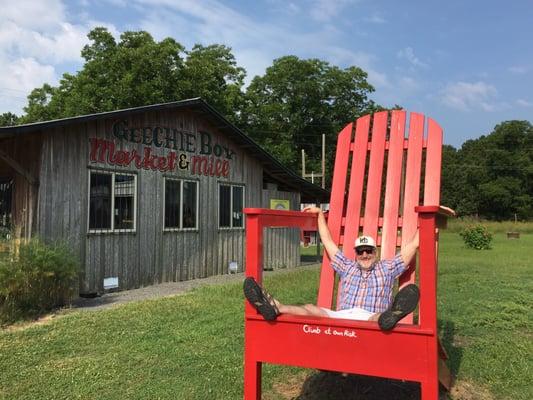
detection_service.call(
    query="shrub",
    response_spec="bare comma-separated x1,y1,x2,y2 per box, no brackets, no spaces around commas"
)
460,225,493,250
0,239,79,324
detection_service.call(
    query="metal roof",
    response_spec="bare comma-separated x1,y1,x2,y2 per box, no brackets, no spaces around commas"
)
0,98,329,203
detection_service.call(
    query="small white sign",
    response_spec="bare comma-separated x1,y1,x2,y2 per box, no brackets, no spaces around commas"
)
103,277,119,289
228,261,238,274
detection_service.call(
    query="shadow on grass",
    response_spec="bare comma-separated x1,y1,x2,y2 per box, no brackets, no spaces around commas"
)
294,371,449,400
71,294,121,309
300,255,322,264
438,319,464,377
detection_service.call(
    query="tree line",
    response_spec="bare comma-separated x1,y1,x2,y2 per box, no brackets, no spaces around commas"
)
1,28,531,220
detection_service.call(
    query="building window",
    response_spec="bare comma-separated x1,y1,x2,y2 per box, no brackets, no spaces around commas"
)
88,171,136,232
0,179,13,231
219,184,244,228
164,178,198,230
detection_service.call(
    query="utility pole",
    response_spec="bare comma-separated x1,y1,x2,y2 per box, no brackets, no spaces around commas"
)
301,134,326,260
301,134,326,188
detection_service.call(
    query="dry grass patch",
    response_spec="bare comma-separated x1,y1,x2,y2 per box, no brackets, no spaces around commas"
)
450,379,495,400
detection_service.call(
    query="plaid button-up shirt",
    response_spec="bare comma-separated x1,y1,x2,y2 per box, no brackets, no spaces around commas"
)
331,251,407,313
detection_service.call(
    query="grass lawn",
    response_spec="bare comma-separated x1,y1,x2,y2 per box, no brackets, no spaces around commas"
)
0,231,532,399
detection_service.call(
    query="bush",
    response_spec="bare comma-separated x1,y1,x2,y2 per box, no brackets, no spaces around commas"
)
0,240,79,324
460,225,493,250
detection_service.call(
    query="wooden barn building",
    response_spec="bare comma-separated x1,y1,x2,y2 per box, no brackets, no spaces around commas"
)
0,98,328,295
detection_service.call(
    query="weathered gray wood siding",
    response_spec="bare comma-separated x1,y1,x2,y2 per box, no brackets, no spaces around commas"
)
262,189,301,270
36,108,301,293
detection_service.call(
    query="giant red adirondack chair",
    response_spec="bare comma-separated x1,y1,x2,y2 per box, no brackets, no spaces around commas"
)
243,110,453,400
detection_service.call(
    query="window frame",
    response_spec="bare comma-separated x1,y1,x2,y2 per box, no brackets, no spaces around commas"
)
218,182,245,230
87,169,137,234
163,177,199,232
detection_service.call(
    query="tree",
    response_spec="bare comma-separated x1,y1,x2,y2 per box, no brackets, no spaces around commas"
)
21,28,246,123
239,56,379,183
179,44,246,121
0,112,20,127
440,120,533,220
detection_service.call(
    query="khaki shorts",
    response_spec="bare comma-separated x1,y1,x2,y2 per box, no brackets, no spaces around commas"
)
321,307,374,321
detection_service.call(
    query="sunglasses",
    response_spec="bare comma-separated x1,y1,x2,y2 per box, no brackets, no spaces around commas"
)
355,247,375,255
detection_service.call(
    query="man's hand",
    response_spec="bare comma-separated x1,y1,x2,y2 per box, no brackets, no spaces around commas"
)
303,206,322,214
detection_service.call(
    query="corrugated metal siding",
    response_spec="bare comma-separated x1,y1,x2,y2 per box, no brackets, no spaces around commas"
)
36,109,301,294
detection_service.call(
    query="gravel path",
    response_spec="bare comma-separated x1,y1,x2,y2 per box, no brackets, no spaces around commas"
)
71,263,320,311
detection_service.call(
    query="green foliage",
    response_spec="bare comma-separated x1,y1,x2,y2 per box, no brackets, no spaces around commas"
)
0,240,79,324
20,28,245,123
441,120,533,220
0,112,20,127
180,44,246,122
459,225,493,249
240,55,379,183
447,218,533,234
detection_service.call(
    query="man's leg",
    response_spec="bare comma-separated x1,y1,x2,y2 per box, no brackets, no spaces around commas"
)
378,284,420,330
244,277,329,320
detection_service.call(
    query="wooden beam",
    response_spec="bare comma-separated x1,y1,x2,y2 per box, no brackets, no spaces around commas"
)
0,149,39,186
438,358,453,391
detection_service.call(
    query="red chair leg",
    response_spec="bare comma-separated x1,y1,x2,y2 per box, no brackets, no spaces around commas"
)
420,376,439,400
244,357,262,400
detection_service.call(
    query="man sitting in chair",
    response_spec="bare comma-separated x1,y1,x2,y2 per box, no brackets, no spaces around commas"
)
244,206,421,331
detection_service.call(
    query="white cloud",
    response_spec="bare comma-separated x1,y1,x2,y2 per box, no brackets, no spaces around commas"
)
1,0,66,31
0,0,121,114
397,47,428,69
364,14,386,24
135,0,387,89
508,65,529,74
440,81,498,112
516,99,533,107
0,57,56,115
398,77,421,92
309,0,359,22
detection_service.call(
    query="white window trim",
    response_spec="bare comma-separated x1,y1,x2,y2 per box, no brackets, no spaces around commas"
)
87,169,137,234
218,183,245,230
163,178,199,231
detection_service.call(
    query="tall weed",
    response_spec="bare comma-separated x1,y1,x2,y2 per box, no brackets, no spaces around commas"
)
0,239,79,324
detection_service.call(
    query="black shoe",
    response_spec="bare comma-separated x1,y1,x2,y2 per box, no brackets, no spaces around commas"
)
243,277,280,321
378,284,420,331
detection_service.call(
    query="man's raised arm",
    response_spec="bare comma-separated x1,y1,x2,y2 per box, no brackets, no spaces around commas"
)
400,229,419,266
303,206,339,260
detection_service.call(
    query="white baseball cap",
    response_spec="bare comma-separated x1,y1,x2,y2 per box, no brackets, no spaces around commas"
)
354,235,376,249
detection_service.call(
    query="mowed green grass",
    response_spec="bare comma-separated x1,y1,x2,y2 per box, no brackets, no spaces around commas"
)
0,232,532,399
437,232,532,400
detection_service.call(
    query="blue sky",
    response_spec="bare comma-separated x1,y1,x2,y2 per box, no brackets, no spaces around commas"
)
1,0,532,147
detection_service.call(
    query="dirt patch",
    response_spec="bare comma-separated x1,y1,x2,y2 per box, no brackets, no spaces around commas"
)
2,313,61,332
452,335,472,348
449,380,495,400
263,371,311,400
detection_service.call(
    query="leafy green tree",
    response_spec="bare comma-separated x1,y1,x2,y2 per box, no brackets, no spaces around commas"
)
0,112,20,127
441,120,533,220
179,44,246,121
240,56,379,182
21,28,245,123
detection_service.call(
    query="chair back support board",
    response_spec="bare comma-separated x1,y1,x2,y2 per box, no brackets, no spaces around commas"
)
243,110,451,400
